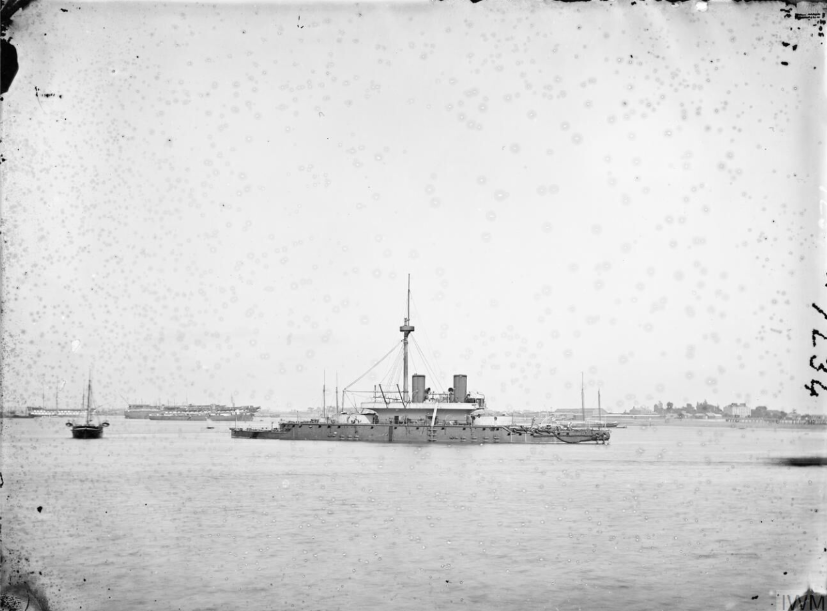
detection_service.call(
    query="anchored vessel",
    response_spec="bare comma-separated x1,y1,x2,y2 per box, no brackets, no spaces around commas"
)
147,409,258,421
232,278,609,445
28,407,85,418
66,376,109,439
27,388,84,417
126,404,260,420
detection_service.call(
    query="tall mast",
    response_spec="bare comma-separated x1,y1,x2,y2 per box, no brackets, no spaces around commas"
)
598,389,602,422
399,274,415,402
581,372,586,422
322,371,326,421
335,373,339,415
87,372,93,425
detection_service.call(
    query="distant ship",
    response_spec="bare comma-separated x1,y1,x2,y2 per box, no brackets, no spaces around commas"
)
126,403,260,421
232,277,610,445
66,376,109,439
147,410,257,422
28,407,85,417
27,386,85,418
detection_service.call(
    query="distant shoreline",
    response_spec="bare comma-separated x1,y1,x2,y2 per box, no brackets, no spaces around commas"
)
610,418,827,430
4,412,824,431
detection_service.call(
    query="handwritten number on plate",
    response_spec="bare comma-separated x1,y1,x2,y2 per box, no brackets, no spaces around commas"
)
810,355,827,374
804,379,827,397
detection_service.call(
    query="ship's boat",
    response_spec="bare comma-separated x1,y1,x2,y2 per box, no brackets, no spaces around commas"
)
232,277,610,445
66,375,109,439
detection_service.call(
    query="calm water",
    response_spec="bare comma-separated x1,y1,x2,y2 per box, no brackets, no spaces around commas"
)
2,418,826,611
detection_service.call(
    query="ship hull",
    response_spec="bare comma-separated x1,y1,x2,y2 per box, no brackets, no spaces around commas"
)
71,425,105,439
30,410,86,418
231,423,609,444
148,413,255,421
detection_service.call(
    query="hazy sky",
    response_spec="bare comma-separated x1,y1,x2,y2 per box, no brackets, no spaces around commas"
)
1,0,824,414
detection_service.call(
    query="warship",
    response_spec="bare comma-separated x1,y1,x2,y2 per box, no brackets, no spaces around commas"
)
26,387,84,418
231,278,610,445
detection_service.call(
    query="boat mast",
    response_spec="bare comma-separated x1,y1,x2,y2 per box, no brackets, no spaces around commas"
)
399,274,415,403
598,389,602,423
580,372,586,422
335,373,339,416
87,373,94,425
322,371,326,421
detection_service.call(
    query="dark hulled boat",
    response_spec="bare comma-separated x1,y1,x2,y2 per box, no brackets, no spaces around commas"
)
231,421,609,444
66,376,109,439
232,277,610,445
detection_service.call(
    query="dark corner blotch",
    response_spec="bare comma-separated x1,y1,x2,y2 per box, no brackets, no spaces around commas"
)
0,583,51,611
775,456,827,467
1,0,39,28
1,38,19,95
1,0,40,95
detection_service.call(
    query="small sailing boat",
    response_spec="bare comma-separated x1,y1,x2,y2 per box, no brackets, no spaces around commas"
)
65,374,109,439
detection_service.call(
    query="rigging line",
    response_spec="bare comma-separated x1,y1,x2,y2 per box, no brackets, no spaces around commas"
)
379,346,396,386
342,341,401,395
343,392,359,411
389,345,404,386
393,343,405,381
395,346,408,385
384,347,404,388
405,341,419,377
408,339,431,393
411,337,446,394
408,338,427,383
411,337,438,387
409,293,447,384
381,355,393,388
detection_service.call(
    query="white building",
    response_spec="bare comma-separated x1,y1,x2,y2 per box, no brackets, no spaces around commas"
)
724,403,750,418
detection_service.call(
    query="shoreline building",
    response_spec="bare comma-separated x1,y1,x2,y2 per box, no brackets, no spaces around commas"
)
724,403,750,418
553,407,605,420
